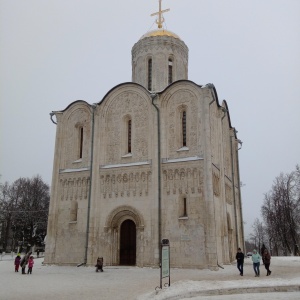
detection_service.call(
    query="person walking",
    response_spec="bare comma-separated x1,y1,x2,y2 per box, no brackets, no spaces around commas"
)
27,256,34,274
20,251,32,275
95,257,103,272
252,249,261,277
261,244,266,264
235,247,244,276
14,254,21,272
263,248,272,276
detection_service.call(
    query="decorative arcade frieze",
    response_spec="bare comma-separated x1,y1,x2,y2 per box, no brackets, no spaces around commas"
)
99,170,152,199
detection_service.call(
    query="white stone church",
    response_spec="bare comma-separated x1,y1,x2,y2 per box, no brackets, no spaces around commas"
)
45,4,244,269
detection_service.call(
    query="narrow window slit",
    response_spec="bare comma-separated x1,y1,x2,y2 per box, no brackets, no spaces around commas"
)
168,58,173,85
79,127,83,159
182,111,187,147
183,198,187,217
148,58,152,91
128,120,132,153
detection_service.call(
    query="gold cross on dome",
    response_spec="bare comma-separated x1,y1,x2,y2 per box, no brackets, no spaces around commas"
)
150,0,170,29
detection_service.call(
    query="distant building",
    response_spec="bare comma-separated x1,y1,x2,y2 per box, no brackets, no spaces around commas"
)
45,3,244,269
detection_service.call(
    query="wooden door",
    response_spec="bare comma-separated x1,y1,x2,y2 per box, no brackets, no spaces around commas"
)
120,220,136,265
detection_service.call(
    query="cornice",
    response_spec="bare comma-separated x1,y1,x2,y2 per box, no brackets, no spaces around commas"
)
132,35,188,60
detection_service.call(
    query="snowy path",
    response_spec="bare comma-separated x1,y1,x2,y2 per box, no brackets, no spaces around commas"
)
0,256,299,300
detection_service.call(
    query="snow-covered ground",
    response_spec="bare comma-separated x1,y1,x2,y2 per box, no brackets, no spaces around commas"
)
0,255,299,300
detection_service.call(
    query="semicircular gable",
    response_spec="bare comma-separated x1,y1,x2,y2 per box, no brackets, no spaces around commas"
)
96,82,150,107
58,102,92,169
60,100,91,113
159,80,202,108
160,82,202,157
99,83,152,118
62,102,92,123
98,84,153,163
222,100,234,130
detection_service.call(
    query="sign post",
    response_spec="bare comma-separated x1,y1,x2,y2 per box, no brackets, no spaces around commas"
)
160,238,170,288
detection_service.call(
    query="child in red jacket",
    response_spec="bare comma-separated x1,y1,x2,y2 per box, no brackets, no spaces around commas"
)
27,256,34,274
14,255,21,272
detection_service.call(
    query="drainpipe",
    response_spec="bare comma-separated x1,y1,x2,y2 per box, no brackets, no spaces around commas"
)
230,132,239,250
50,112,57,125
208,91,225,269
236,139,245,251
151,93,162,267
79,104,96,267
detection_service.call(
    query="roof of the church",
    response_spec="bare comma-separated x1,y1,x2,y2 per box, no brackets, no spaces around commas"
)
140,29,181,40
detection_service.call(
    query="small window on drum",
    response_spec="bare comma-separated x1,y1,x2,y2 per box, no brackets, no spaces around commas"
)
182,111,187,147
148,58,152,91
168,58,173,85
79,127,83,159
127,119,132,153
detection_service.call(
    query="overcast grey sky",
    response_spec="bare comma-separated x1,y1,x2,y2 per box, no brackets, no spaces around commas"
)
1,0,299,238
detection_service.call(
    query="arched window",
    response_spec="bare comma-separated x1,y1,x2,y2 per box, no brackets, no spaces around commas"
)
127,119,132,153
122,115,133,157
168,57,173,85
183,197,187,217
148,58,152,91
79,127,83,159
182,110,187,147
70,201,78,222
179,197,188,218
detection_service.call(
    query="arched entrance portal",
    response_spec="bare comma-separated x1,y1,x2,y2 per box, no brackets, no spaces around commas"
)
105,206,144,266
120,219,136,265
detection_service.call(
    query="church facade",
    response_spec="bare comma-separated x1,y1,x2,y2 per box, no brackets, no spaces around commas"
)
44,13,244,269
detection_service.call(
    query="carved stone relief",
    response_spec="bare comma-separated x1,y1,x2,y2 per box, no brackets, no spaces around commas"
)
210,105,220,164
59,175,90,202
99,169,152,199
165,90,198,158
132,36,188,62
225,183,233,205
222,122,231,177
105,92,149,164
162,166,203,196
213,173,220,197
63,107,91,169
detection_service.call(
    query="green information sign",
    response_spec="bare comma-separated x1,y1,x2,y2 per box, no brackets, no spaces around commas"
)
162,246,170,278
159,239,170,289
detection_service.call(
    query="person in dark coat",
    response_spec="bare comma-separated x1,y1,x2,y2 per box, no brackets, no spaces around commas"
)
14,255,21,272
20,251,32,275
263,248,272,276
95,257,103,272
235,247,245,276
261,244,266,264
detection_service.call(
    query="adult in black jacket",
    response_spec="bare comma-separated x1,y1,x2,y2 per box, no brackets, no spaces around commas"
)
20,251,32,275
236,248,245,276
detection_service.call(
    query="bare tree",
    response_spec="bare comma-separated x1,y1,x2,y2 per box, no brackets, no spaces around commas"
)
261,166,300,256
245,239,256,254
249,218,265,252
0,175,50,252
0,181,13,251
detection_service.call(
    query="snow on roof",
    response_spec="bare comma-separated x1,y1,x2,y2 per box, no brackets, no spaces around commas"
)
100,160,150,169
59,167,90,173
162,156,203,164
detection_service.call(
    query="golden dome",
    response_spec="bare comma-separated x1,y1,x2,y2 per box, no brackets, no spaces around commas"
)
140,29,181,40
